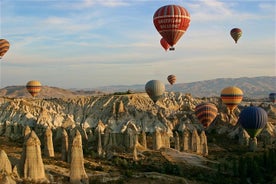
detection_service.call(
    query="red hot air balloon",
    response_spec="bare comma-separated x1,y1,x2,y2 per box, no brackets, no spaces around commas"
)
167,74,176,85
230,28,242,43
153,4,190,50
195,102,218,128
160,38,170,51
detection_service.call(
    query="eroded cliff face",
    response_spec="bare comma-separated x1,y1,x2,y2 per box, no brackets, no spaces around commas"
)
0,92,275,144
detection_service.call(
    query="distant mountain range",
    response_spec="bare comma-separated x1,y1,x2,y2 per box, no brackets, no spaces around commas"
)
0,76,275,98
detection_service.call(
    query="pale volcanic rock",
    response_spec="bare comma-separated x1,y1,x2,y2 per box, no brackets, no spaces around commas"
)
191,129,201,154
200,131,208,156
69,130,88,184
20,130,48,182
61,128,69,162
0,149,12,174
44,127,54,157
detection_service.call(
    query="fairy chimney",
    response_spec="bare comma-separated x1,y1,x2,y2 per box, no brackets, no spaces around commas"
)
97,128,103,157
141,131,147,149
61,128,69,162
191,129,201,154
44,127,54,157
182,130,190,152
0,149,12,174
174,131,180,151
20,130,47,182
69,130,88,184
153,128,162,150
200,131,208,156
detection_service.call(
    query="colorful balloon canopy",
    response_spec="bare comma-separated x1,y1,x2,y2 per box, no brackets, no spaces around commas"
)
153,4,190,50
238,106,267,138
160,38,170,51
195,102,218,128
167,74,176,85
269,93,276,103
221,86,243,112
26,80,42,97
145,80,165,103
230,28,242,43
0,39,10,59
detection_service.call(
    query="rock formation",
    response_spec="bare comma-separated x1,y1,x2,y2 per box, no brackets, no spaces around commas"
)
182,130,190,152
44,127,54,157
200,131,208,156
191,129,201,154
174,131,180,151
0,149,12,174
153,128,162,150
69,130,88,184
61,128,69,162
19,130,48,182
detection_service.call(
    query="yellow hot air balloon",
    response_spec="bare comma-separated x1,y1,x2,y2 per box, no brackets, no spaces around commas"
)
220,86,243,112
0,39,10,59
26,80,42,97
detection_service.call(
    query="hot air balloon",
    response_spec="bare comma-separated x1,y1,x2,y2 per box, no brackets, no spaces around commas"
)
230,28,242,43
269,93,276,103
195,102,218,128
153,4,190,50
238,106,267,138
145,80,165,103
167,74,176,85
160,38,170,51
221,86,243,112
0,39,10,59
26,80,42,97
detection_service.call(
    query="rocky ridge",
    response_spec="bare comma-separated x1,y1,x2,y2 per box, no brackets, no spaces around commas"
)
0,92,275,183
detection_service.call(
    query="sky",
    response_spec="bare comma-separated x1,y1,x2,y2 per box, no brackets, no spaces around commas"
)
0,0,275,89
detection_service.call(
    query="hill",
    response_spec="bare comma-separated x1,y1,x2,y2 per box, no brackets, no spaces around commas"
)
0,76,275,98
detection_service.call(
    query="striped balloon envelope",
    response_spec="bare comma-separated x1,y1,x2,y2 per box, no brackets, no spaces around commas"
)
220,86,243,112
153,4,190,50
0,39,10,59
26,80,42,97
195,102,218,128
238,106,267,138
269,93,276,103
167,74,176,85
230,28,242,44
145,80,165,103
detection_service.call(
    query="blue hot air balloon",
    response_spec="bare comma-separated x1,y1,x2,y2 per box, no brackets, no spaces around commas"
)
238,106,267,138
269,93,276,103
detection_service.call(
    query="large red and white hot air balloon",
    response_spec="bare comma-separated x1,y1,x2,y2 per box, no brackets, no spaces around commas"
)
153,4,191,50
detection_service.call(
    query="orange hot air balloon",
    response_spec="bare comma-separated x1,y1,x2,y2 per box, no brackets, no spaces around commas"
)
0,39,10,59
153,4,190,50
167,74,176,85
160,38,170,51
26,80,42,97
195,102,218,128
221,86,243,112
230,28,242,43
